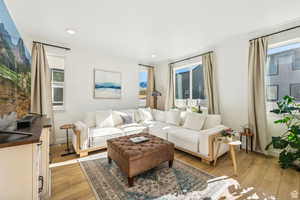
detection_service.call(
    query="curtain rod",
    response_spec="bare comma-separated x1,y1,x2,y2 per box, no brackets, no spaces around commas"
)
170,51,213,65
249,25,300,42
33,41,71,51
138,64,154,68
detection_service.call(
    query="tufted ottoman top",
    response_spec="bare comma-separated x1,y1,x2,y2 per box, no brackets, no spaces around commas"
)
107,133,174,161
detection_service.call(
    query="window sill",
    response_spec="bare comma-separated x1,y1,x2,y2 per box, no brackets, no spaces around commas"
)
53,106,65,111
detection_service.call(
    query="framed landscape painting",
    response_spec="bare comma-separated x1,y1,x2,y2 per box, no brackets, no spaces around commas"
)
94,69,121,99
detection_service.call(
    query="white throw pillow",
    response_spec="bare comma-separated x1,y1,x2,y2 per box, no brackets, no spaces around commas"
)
133,110,142,122
96,110,114,128
203,115,221,129
138,108,153,121
153,109,166,122
83,112,96,128
180,111,188,125
183,112,207,131
165,110,181,126
112,111,124,126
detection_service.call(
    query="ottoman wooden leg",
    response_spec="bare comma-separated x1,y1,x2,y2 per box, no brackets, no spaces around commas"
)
169,160,173,168
128,177,134,187
108,156,112,164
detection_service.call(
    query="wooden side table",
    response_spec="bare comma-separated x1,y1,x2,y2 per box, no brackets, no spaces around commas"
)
60,124,76,156
239,130,253,153
214,137,241,176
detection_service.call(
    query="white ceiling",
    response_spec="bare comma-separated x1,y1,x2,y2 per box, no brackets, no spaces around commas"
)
5,0,300,63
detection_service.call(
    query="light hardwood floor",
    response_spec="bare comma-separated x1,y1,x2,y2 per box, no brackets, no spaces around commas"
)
50,144,300,200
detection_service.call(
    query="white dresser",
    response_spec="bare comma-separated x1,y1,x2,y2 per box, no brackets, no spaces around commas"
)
0,117,51,200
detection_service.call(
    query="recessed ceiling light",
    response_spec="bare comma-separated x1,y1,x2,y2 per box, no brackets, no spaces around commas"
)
151,54,157,58
66,29,76,35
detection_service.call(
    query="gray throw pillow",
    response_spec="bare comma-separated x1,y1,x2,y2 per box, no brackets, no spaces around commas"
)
120,115,133,124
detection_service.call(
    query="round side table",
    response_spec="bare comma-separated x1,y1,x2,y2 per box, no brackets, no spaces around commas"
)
214,137,241,176
60,124,76,156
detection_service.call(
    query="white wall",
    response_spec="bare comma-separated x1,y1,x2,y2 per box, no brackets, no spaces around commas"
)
23,37,140,143
54,49,139,143
155,20,300,132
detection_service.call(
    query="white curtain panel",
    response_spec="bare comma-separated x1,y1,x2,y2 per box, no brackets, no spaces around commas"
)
164,64,175,110
248,37,270,154
203,52,220,114
31,43,55,144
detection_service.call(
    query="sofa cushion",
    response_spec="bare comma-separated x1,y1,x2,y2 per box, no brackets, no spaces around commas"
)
168,127,200,152
152,109,166,122
117,123,147,135
88,127,124,148
183,112,206,131
83,112,96,128
89,127,123,138
138,108,153,121
95,110,114,128
165,110,181,126
203,115,222,129
143,121,176,140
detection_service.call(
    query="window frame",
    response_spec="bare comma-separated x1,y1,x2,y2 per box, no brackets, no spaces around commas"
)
138,66,148,107
51,68,65,111
173,61,205,108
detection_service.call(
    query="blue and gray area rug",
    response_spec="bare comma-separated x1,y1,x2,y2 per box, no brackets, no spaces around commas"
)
80,157,237,200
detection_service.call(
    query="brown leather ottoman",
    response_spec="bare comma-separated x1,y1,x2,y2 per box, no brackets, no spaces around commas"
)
107,133,174,187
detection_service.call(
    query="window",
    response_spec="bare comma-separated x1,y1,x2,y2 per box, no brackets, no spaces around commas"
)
48,55,65,110
51,69,64,107
174,62,206,109
139,67,148,107
266,41,300,111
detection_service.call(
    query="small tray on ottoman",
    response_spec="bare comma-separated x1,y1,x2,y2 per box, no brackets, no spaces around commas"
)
129,136,149,143
107,133,174,187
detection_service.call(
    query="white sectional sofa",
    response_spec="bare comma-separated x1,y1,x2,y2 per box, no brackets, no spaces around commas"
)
72,108,228,163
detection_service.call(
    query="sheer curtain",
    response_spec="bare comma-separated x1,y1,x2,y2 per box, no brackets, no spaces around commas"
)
203,52,220,114
146,67,155,108
248,37,270,154
31,43,55,144
164,64,175,110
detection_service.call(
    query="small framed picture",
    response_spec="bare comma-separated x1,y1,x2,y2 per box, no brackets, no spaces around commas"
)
290,83,300,101
266,85,278,102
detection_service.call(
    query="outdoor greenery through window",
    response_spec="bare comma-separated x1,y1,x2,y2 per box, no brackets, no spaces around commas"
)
139,67,148,107
174,63,206,109
266,42,300,112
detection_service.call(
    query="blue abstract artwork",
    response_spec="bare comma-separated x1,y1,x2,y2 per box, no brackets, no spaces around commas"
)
94,69,121,99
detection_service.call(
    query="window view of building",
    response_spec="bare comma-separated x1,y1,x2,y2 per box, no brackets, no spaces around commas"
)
51,69,64,107
48,55,65,110
266,42,300,111
139,68,148,107
174,63,206,109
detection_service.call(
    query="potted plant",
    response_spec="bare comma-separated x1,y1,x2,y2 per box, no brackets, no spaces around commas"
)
265,95,300,169
221,128,235,141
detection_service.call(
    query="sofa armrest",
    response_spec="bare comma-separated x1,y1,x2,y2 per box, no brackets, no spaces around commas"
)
73,121,90,152
200,125,227,136
198,125,228,160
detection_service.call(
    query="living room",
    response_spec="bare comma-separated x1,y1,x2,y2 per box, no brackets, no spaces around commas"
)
1,0,300,199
